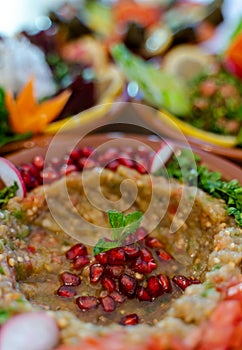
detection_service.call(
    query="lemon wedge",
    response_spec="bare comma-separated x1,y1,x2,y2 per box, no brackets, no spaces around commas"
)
157,109,237,148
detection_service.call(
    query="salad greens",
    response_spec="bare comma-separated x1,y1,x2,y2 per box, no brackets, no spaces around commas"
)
111,44,191,117
93,210,142,255
156,149,242,227
0,182,19,208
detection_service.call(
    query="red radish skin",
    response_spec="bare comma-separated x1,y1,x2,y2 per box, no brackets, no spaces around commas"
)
0,157,26,197
0,312,59,350
149,142,174,173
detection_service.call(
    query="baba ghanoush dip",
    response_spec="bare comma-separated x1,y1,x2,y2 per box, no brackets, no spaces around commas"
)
0,151,241,350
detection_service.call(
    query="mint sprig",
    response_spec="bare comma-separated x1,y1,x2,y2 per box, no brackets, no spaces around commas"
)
93,210,142,255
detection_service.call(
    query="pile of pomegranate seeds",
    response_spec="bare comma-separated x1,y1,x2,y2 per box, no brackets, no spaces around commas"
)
56,231,201,325
18,145,153,191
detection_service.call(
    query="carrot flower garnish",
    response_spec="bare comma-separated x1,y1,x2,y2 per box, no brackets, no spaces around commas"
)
5,78,71,134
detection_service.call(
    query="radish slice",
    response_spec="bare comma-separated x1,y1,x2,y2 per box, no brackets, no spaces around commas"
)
0,157,26,197
150,142,174,173
0,312,60,350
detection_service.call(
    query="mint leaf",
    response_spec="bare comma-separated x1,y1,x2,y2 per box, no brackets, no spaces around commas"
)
93,238,119,256
0,309,11,324
93,210,143,255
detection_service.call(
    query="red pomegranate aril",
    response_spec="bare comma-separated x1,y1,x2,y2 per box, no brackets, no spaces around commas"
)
80,146,94,158
78,158,96,170
140,248,153,262
76,296,99,310
119,274,137,297
136,286,152,302
90,264,104,284
73,256,90,270
100,295,117,312
69,149,82,162
135,227,148,242
189,277,201,285
59,164,77,176
66,244,88,260
147,276,163,298
132,257,148,274
57,286,77,298
145,237,164,249
110,291,126,304
106,265,124,278
107,248,125,265
61,272,81,287
120,313,139,326
156,249,173,261
40,168,59,184
32,155,44,170
95,252,108,265
123,245,140,260
20,171,38,190
172,275,190,291
101,276,116,293
158,274,172,293
135,162,147,174
106,160,120,172
118,158,135,168
27,245,36,254
147,259,157,273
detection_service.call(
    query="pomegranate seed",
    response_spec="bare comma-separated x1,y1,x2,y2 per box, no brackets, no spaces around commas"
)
136,286,152,302
59,164,77,176
135,227,148,242
158,274,172,293
32,155,44,170
120,313,139,326
20,171,38,190
189,277,201,285
132,257,148,274
61,272,81,287
101,276,116,293
118,158,135,169
107,248,125,265
110,291,126,304
90,264,104,284
106,265,124,278
66,244,88,260
20,163,39,177
156,249,173,261
100,295,117,312
69,149,82,162
172,275,190,291
145,237,163,249
147,276,163,298
80,146,94,158
135,163,147,174
123,233,136,246
96,252,108,265
123,245,140,260
40,168,59,184
27,245,36,254
119,274,137,297
147,259,157,273
76,296,99,310
78,158,96,170
57,286,77,298
106,160,120,171
140,248,153,262
73,256,90,270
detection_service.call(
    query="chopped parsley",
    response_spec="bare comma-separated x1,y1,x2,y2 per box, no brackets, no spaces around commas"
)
0,182,19,208
93,210,142,255
156,149,242,227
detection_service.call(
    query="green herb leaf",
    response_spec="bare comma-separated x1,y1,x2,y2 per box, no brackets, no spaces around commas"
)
0,182,19,208
93,210,143,255
0,309,11,324
156,149,242,226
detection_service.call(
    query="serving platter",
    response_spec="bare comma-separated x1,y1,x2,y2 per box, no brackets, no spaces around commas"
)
7,133,242,183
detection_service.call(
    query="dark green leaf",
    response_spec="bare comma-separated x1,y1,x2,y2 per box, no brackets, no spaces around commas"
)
0,309,11,324
108,210,125,229
93,238,119,256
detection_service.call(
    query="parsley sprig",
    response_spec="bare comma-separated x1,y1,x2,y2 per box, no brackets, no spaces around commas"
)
0,182,19,208
156,149,242,227
93,210,142,255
